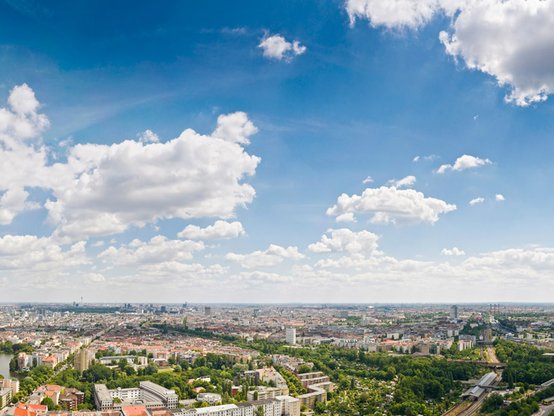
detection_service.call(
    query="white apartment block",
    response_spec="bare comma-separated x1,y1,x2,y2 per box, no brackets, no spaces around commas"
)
139,381,178,409
94,381,177,410
285,328,296,345
181,398,287,416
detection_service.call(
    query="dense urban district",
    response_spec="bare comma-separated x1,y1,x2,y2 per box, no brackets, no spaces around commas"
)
1,304,553,416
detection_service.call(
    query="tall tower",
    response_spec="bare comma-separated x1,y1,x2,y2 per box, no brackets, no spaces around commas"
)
74,348,93,373
285,327,297,345
450,305,459,320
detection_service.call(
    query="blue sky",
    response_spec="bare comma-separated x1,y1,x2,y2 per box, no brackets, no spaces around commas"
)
1,0,554,303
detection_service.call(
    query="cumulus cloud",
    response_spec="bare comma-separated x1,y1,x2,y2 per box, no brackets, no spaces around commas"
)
98,236,205,266
258,34,306,61
308,228,380,255
336,213,356,223
345,0,450,29
138,129,159,143
347,0,554,106
327,186,456,224
0,188,37,225
0,84,49,144
439,0,554,106
226,244,304,269
85,272,106,283
0,234,88,273
441,247,466,256
178,220,245,240
46,124,260,240
436,154,492,174
496,194,505,202
211,111,258,145
309,245,554,293
0,85,53,223
387,175,416,188
469,197,485,206
134,261,226,280
233,270,294,284
0,84,262,239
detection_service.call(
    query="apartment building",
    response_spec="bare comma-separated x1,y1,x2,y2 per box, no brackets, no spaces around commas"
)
139,382,178,409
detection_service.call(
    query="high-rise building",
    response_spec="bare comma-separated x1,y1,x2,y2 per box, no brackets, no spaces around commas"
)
204,306,212,316
74,348,94,373
285,327,296,345
0,388,12,410
450,305,459,320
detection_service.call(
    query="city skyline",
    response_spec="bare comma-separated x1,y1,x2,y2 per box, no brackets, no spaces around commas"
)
1,0,554,303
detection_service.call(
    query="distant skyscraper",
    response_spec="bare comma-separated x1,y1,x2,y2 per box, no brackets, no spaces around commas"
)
450,305,459,320
285,327,296,345
204,306,212,316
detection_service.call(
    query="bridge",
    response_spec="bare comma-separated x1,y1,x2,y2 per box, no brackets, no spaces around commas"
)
540,378,554,390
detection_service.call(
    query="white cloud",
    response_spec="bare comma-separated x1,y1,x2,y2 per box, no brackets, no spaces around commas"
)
440,0,554,106
461,247,554,271
85,272,106,283
308,228,380,255
469,197,485,206
0,84,50,146
211,111,258,145
437,154,492,174
336,213,356,223
0,234,88,273
496,194,505,202
45,124,260,240
233,271,294,284
347,0,554,106
7,83,41,115
178,220,245,240
327,186,456,224
138,129,159,143
226,244,304,269
258,34,307,61
362,176,374,184
134,261,226,280
413,154,438,162
0,86,262,238
289,244,554,303
345,0,450,29
0,85,52,222
441,247,466,256
98,236,205,266
0,188,36,225
387,175,416,188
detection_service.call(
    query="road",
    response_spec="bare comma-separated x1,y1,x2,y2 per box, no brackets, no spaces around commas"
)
535,403,554,416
